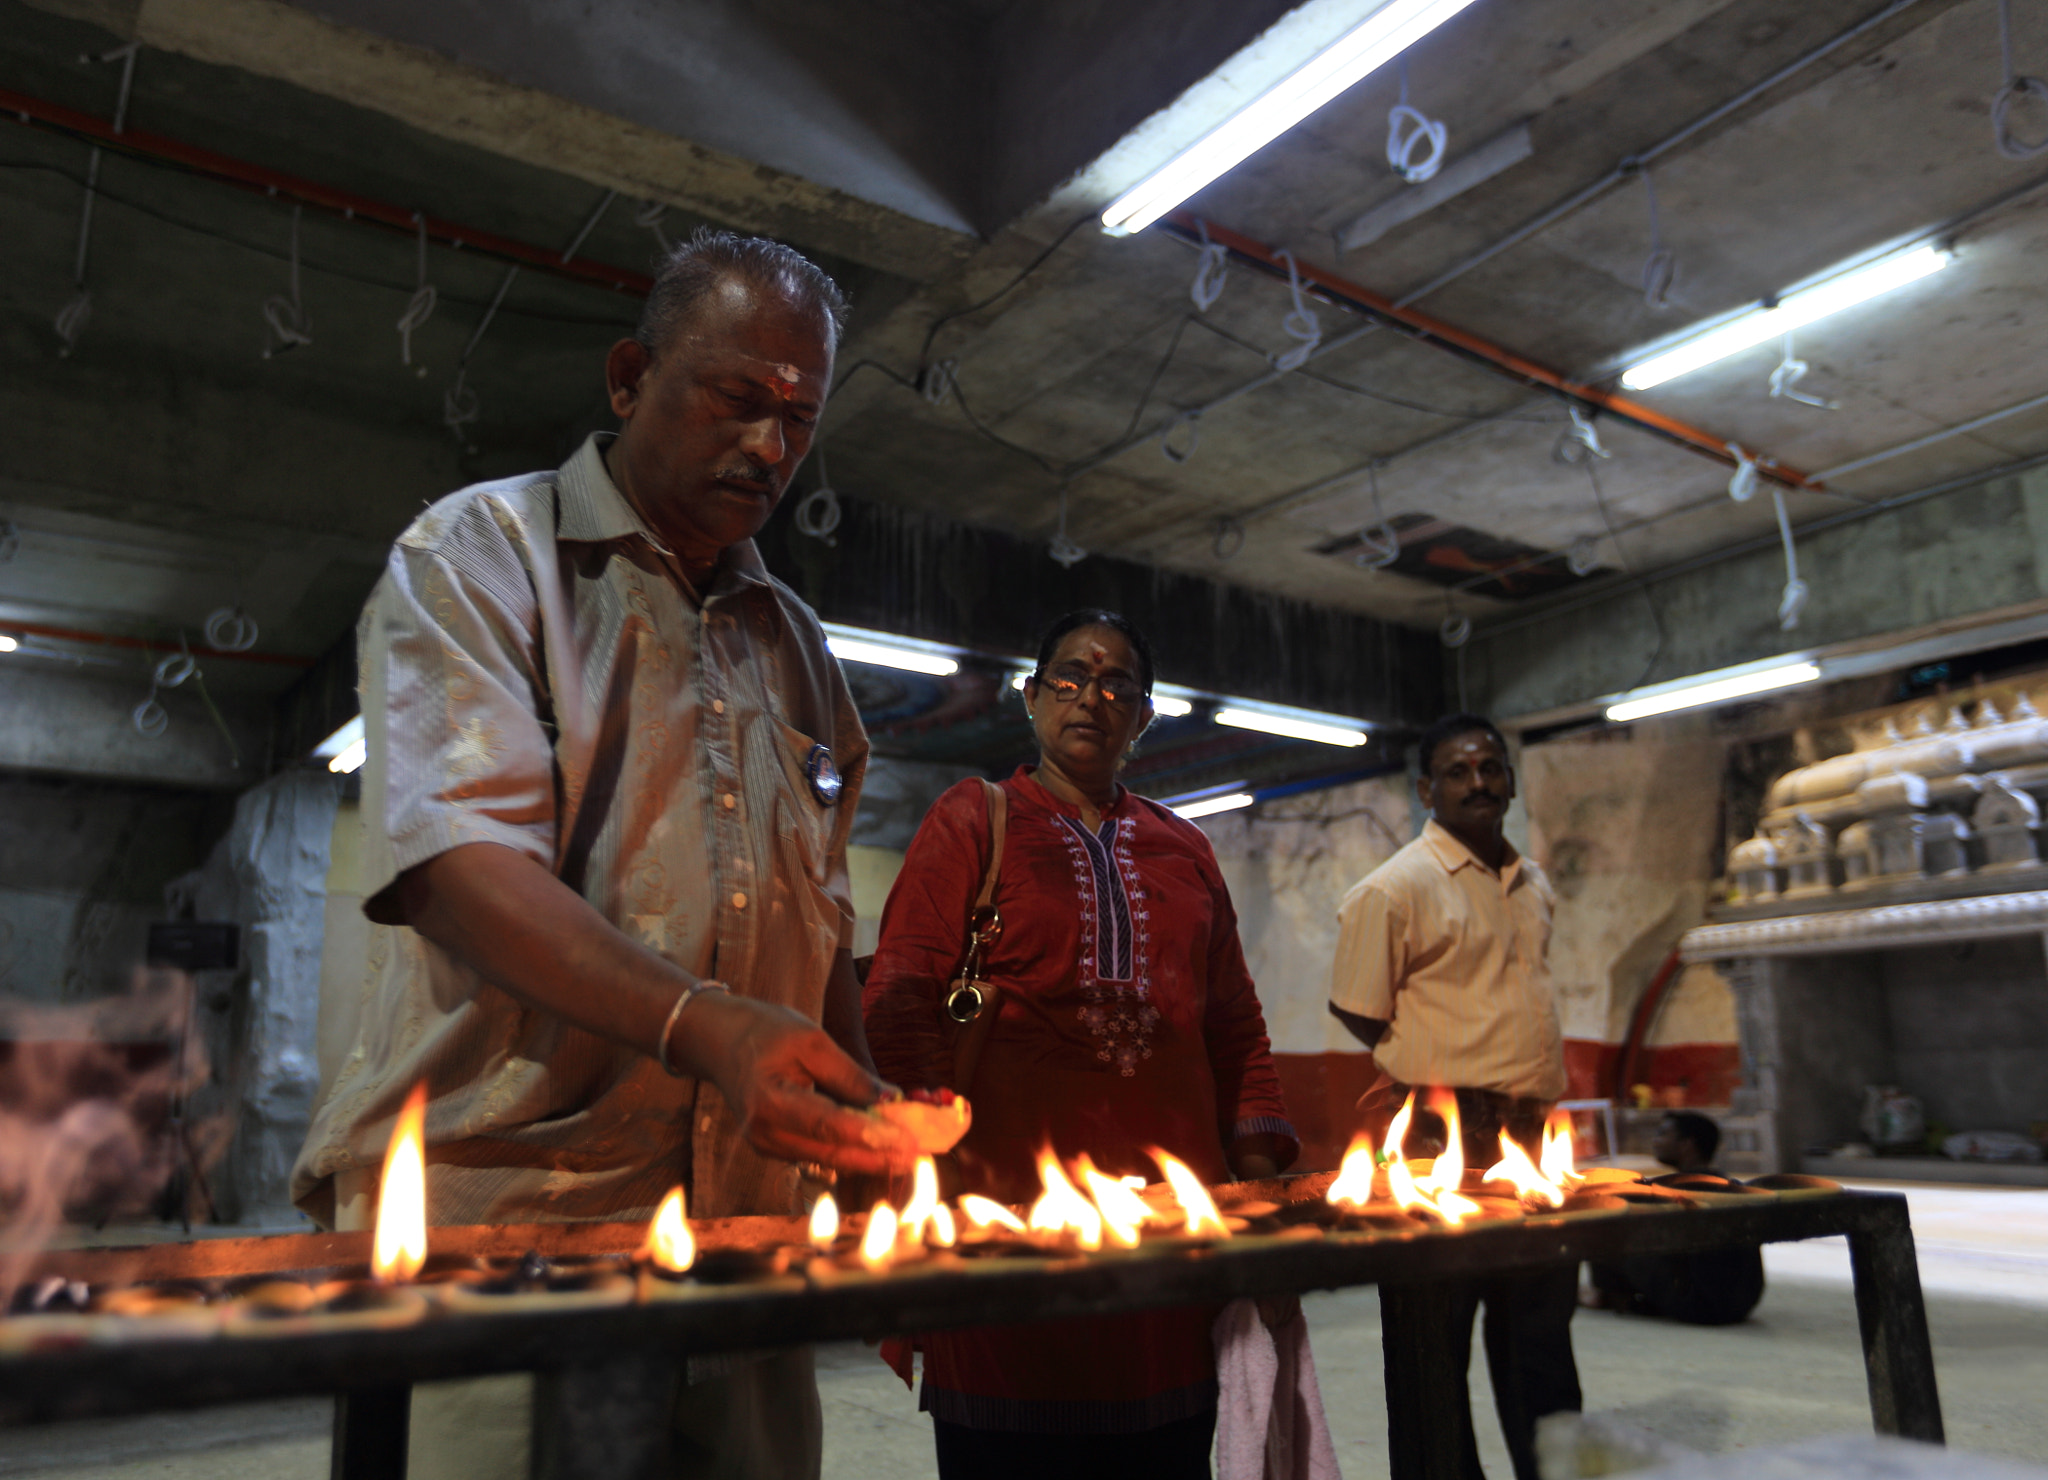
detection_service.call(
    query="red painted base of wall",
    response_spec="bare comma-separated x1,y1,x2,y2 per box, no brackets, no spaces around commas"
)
1270,1041,1742,1172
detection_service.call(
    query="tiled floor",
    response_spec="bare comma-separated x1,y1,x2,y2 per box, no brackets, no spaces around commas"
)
3,1180,2044,1478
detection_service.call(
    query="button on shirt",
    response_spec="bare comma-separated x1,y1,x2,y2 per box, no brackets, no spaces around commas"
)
291,434,867,1227
1327,820,1565,1101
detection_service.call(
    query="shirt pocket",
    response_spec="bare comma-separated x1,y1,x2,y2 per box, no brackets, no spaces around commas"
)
753,715,839,885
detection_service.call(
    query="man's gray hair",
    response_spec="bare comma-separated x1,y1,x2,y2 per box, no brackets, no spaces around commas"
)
635,227,849,355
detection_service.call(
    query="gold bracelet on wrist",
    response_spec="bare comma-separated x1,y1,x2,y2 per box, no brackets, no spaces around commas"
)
657,979,730,1078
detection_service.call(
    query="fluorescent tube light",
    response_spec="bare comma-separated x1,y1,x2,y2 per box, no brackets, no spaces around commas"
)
312,715,367,774
1173,792,1255,820
0,635,15,653
823,624,960,677
1620,246,1951,392
1099,0,1482,236
1214,707,1369,747
1605,661,1821,723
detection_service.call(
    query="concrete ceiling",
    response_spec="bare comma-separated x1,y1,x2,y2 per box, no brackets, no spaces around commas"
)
4,0,2047,767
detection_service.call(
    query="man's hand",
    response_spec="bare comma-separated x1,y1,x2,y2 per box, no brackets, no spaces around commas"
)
672,992,918,1177
396,843,917,1178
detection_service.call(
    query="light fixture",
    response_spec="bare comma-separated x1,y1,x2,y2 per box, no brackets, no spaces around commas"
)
0,635,16,653
1214,706,1369,747
1099,0,1483,236
1605,660,1821,723
823,624,959,678
313,714,367,775
1173,792,1254,820
1619,245,1951,392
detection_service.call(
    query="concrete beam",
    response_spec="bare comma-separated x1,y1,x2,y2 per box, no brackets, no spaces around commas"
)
0,660,266,788
113,0,978,281
1469,462,2048,720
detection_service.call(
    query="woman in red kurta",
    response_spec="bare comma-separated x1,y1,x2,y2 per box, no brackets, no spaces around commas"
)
863,609,1297,1479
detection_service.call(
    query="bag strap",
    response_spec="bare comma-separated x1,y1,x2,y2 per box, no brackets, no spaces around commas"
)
972,778,1006,911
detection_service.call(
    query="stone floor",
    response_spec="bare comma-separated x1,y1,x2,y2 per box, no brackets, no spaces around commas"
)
2,1180,2044,1479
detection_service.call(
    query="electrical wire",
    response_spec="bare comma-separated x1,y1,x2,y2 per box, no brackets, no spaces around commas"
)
54,42,139,358
1583,459,1669,688
1386,57,1448,185
1629,161,1677,310
260,202,313,358
1770,483,1809,630
0,159,640,330
916,213,1093,372
396,211,436,369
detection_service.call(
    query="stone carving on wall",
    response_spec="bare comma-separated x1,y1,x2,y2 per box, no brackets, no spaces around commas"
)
1726,693,2048,905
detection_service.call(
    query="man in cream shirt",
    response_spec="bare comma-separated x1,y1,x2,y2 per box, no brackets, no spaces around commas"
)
1328,712,1577,1480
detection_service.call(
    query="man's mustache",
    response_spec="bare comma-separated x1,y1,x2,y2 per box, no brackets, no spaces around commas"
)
714,465,780,492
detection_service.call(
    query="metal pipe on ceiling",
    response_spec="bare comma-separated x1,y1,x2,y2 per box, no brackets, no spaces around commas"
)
0,86,653,298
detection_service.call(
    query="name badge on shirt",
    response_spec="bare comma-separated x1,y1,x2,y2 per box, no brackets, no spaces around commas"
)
806,744,842,806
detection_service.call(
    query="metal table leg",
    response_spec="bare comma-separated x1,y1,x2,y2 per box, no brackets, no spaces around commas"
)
1381,1278,1480,1480
332,1385,410,1480
1848,1200,1944,1442
532,1354,680,1480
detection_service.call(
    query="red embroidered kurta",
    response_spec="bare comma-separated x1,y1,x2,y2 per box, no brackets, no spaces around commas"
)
863,768,1296,1432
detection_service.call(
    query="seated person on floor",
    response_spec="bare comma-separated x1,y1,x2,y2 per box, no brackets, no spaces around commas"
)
1585,1111,1764,1326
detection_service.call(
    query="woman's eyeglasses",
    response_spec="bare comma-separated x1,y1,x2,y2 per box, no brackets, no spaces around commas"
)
1035,667,1146,711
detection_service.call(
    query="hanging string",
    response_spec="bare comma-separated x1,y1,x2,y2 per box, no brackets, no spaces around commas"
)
1355,463,1401,569
635,199,674,254
792,445,843,546
1048,485,1087,568
1212,515,1246,560
1552,405,1610,465
1190,220,1228,312
1771,484,1809,630
1726,443,1760,503
396,212,436,372
1386,57,1448,185
443,190,616,445
1160,409,1201,464
1633,162,1677,310
1269,249,1323,372
55,42,140,358
203,606,259,652
260,204,313,358
1768,329,1836,408
919,359,958,407
1994,0,2048,159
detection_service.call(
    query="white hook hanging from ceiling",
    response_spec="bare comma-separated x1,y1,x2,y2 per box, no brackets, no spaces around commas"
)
1190,219,1228,313
1768,329,1836,408
1355,464,1401,569
1630,161,1677,310
1771,484,1809,630
261,203,314,358
1048,485,1087,568
1269,248,1323,372
1994,0,2048,158
54,42,140,359
396,212,437,374
1386,57,1448,185
1726,443,1760,503
635,199,674,254
793,446,843,547
1553,405,1611,465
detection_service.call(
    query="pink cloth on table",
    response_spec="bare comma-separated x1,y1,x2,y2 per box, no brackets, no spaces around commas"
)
1213,1299,1343,1480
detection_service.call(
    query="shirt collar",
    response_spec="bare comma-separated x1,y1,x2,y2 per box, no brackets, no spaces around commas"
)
1014,765,1129,822
556,432,772,597
1422,818,1522,882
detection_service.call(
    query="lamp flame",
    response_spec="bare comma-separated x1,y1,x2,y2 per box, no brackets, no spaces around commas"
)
930,1201,957,1248
1541,1111,1583,1189
371,1082,429,1281
1326,1133,1376,1208
1379,1089,1479,1226
861,1201,899,1269
1485,1132,1565,1209
1151,1149,1229,1237
900,1157,943,1246
643,1185,695,1273
809,1191,839,1249
960,1194,1026,1232
1028,1150,1104,1250
1077,1157,1153,1249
